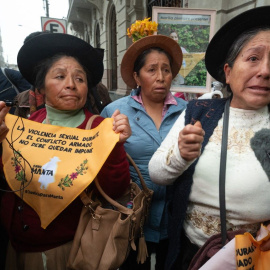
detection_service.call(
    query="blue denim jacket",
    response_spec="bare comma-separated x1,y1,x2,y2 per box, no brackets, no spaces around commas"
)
101,88,187,243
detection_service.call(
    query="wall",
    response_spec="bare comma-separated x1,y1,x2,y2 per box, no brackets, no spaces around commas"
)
67,0,270,97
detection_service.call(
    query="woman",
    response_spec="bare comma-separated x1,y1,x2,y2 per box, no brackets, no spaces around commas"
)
101,34,187,269
168,30,188,100
0,33,131,269
169,30,188,54
149,6,270,270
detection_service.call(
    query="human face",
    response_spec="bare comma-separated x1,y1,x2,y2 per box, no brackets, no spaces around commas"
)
41,56,88,111
133,50,172,103
224,31,270,110
170,32,178,42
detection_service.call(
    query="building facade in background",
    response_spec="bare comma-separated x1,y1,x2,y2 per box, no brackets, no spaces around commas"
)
66,0,270,97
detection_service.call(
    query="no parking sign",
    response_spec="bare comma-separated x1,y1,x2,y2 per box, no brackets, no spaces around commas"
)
41,17,67,33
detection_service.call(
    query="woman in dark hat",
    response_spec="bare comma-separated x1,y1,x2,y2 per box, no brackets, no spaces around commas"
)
101,34,187,269
149,6,270,269
0,33,131,269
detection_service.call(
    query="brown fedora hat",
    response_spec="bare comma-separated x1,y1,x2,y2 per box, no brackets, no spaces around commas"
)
121,35,183,89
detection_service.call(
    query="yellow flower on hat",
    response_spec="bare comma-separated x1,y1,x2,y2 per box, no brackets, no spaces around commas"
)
127,18,158,42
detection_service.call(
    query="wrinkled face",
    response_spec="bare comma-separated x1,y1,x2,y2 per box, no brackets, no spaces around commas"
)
41,56,88,111
224,31,270,110
169,32,178,42
133,50,172,103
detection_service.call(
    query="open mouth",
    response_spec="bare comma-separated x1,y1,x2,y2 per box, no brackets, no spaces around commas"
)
249,86,270,91
154,87,166,91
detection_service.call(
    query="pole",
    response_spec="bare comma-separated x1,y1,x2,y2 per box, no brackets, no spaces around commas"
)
43,0,49,17
46,0,49,17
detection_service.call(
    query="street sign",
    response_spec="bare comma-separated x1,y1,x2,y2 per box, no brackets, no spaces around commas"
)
41,17,67,33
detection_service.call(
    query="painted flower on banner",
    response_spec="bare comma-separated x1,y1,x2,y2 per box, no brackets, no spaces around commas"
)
58,159,88,190
127,18,158,42
11,151,27,183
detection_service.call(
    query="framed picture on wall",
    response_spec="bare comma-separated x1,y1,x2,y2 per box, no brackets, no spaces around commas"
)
152,7,216,94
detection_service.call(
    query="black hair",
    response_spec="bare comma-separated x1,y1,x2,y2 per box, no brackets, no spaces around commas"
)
133,47,173,76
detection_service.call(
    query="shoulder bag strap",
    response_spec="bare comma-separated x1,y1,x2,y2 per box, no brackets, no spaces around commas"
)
1,68,20,95
219,98,230,246
81,115,152,213
85,114,100,129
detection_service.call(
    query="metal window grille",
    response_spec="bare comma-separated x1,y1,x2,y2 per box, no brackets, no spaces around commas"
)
148,0,186,18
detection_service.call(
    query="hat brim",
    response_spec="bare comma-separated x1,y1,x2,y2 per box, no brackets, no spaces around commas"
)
121,35,183,89
205,6,270,82
17,33,104,87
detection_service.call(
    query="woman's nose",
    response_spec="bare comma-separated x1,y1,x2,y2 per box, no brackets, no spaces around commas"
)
66,75,76,89
258,58,270,79
156,69,165,81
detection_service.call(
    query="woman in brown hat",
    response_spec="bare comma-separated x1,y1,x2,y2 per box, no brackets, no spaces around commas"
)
101,34,187,269
149,6,270,269
0,33,131,269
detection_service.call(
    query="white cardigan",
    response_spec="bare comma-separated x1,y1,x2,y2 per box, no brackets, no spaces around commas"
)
149,106,270,247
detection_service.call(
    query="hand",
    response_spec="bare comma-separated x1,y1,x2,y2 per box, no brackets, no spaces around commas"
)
178,121,205,161
111,109,131,143
260,238,270,251
0,101,10,142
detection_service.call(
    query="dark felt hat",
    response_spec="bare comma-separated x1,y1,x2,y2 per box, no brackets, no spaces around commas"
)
121,35,183,89
17,33,104,87
205,6,270,82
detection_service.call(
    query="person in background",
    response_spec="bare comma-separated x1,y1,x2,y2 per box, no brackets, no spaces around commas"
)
0,31,46,113
101,34,187,269
168,30,188,101
149,6,270,269
0,33,131,270
0,67,31,114
169,30,188,54
88,82,112,114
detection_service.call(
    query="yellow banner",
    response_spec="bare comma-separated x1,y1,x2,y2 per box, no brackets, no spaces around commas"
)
179,53,205,78
2,114,119,228
235,225,270,270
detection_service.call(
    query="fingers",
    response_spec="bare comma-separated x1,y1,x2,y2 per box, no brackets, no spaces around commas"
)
0,101,10,142
0,101,10,124
260,239,270,251
181,121,204,137
178,121,205,161
0,122,9,142
111,109,120,119
111,110,132,143
194,120,202,128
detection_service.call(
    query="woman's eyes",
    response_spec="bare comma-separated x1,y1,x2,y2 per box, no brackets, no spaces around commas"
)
148,68,171,73
76,77,85,83
55,74,85,82
249,56,258,62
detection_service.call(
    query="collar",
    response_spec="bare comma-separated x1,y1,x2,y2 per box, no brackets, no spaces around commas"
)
131,88,177,118
45,104,85,127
